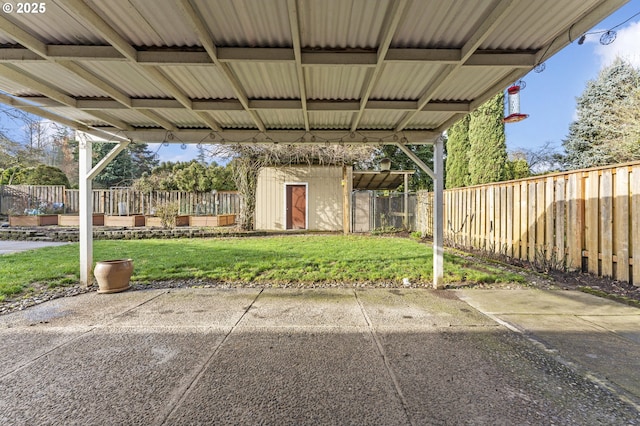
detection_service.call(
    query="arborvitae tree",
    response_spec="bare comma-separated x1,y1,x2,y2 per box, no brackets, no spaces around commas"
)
445,114,470,188
468,92,508,184
563,59,640,169
505,158,530,180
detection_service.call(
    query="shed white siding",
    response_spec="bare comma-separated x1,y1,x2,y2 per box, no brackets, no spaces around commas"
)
256,166,345,231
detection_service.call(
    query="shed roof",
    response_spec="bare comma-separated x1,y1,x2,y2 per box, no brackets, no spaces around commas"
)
0,0,628,144
352,171,414,191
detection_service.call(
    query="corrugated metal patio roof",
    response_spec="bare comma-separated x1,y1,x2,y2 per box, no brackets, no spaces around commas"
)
0,0,629,144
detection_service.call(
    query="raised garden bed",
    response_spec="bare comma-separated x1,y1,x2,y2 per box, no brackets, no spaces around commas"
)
104,215,146,227
189,214,236,227
58,213,105,226
145,215,189,227
9,214,58,226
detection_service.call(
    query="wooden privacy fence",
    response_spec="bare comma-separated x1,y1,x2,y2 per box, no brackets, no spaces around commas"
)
418,161,640,286
0,185,66,214
65,189,240,216
1,185,240,216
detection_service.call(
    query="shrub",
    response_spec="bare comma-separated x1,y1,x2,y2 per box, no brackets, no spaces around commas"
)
154,202,180,228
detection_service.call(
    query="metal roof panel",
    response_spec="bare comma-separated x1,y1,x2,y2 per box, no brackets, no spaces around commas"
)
257,110,305,129
372,63,450,100
308,111,353,129
82,62,168,98
305,67,368,100
16,63,109,97
192,0,292,47
231,62,300,99
160,65,237,99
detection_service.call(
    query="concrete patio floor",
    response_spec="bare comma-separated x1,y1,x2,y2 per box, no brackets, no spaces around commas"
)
0,287,639,425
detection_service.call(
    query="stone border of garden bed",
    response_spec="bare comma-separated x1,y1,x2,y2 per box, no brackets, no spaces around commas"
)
0,226,269,242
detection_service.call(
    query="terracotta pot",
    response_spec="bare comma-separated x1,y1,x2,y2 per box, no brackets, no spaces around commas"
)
94,259,133,294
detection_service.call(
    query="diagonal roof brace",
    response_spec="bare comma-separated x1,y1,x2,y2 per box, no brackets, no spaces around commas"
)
86,139,131,180
394,142,436,181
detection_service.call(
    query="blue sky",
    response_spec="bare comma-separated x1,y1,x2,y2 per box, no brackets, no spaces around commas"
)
504,0,640,155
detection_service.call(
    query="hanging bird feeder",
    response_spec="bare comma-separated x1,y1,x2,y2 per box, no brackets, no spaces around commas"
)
503,84,529,123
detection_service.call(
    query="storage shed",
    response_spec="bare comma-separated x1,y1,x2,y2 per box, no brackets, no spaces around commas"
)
256,165,414,232
255,165,350,232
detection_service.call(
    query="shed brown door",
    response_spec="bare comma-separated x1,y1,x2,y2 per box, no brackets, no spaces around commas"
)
286,184,306,229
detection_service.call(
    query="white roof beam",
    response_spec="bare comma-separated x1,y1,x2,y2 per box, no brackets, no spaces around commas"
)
138,65,192,109
287,0,310,131
302,52,377,66
137,50,212,65
421,102,470,113
56,0,221,132
89,128,438,144
177,0,266,132
395,0,517,132
468,69,525,112
385,49,460,63
85,111,134,131
135,110,177,132
0,45,536,68
0,93,89,130
193,111,222,132
350,0,410,132
192,99,245,111
535,0,628,65
459,0,518,63
20,56,179,130
55,60,132,108
87,140,131,180
395,142,436,180
20,96,469,114
307,101,361,112
0,15,47,57
431,69,525,135
218,47,294,62
0,64,76,107
48,45,125,61
57,0,138,61
465,52,535,67
0,4,188,131
0,48,42,62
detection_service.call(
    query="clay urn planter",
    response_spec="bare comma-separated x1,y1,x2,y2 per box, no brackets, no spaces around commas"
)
94,259,133,294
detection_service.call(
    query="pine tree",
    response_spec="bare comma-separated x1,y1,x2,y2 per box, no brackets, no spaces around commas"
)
445,114,470,188
468,92,508,184
373,145,435,190
562,59,640,169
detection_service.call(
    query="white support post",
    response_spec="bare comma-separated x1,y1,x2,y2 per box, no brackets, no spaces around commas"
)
79,133,93,286
403,173,409,229
433,137,445,289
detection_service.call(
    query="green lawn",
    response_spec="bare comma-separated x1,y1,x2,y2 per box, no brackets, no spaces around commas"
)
0,235,524,300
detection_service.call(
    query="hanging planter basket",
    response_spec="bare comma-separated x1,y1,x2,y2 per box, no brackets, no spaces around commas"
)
94,259,134,294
